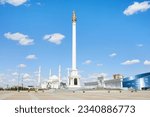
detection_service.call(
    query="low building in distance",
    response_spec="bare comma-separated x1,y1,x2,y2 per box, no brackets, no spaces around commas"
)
84,72,150,90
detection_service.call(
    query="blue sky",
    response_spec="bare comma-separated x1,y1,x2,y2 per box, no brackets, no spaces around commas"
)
0,0,150,87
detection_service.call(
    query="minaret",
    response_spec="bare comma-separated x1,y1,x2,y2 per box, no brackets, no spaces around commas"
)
37,66,41,87
67,68,70,86
67,68,70,77
58,65,61,82
49,68,52,79
68,11,80,88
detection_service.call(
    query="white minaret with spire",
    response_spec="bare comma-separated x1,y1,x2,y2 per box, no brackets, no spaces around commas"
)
58,65,61,83
37,66,41,88
49,68,52,79
68,11,80,88
67,68,70,77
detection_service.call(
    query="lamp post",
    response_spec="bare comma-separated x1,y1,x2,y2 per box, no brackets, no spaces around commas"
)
17,64,26,92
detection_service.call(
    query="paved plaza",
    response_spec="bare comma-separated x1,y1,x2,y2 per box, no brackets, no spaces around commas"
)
0,90,150,100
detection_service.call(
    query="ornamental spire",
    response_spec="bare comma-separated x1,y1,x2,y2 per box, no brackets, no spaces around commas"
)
72,10,77,22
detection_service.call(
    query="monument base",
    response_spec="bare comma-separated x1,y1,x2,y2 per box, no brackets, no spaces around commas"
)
67,85,81,91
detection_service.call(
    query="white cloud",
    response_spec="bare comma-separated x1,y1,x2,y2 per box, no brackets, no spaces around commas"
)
4,32,34,46
121,59,140,65
18,64,26,68
0,73,5,82
23,73,35,82
89,73,107,79
0,78,3,83
24,3,30,7
137,44,144,47
144,60,150,65
43,33,65,45
36,2,41,6
12,72,19,76
0,0,27,6
97,64,103,67
83,60,92,65
26,54,37,60
23,73,30,79
109,53,117,57
24,78,34,82
9,78,16,82
124,1,150,16
0,73,4,77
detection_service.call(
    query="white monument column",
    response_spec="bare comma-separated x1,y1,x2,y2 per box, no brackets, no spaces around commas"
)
72,11,77,71
68,11,80,88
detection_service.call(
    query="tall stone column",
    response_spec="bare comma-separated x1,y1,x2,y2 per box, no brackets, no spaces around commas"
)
72,11,77,71
68,11,80,88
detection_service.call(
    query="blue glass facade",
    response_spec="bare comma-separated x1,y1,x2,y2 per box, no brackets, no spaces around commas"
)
123,72,150,90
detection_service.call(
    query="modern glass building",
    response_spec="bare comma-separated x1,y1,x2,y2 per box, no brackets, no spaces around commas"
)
123,72,150,90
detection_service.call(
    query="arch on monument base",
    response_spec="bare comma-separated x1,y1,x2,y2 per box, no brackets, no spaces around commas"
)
74,78,78,85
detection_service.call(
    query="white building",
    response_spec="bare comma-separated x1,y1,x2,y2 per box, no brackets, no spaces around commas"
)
84,75,123,89
41,81,48,89
104,79,122,89
47,75,60,89
41,65,62,89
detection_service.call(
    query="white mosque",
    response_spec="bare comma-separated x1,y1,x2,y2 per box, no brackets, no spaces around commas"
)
47,65,61,89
